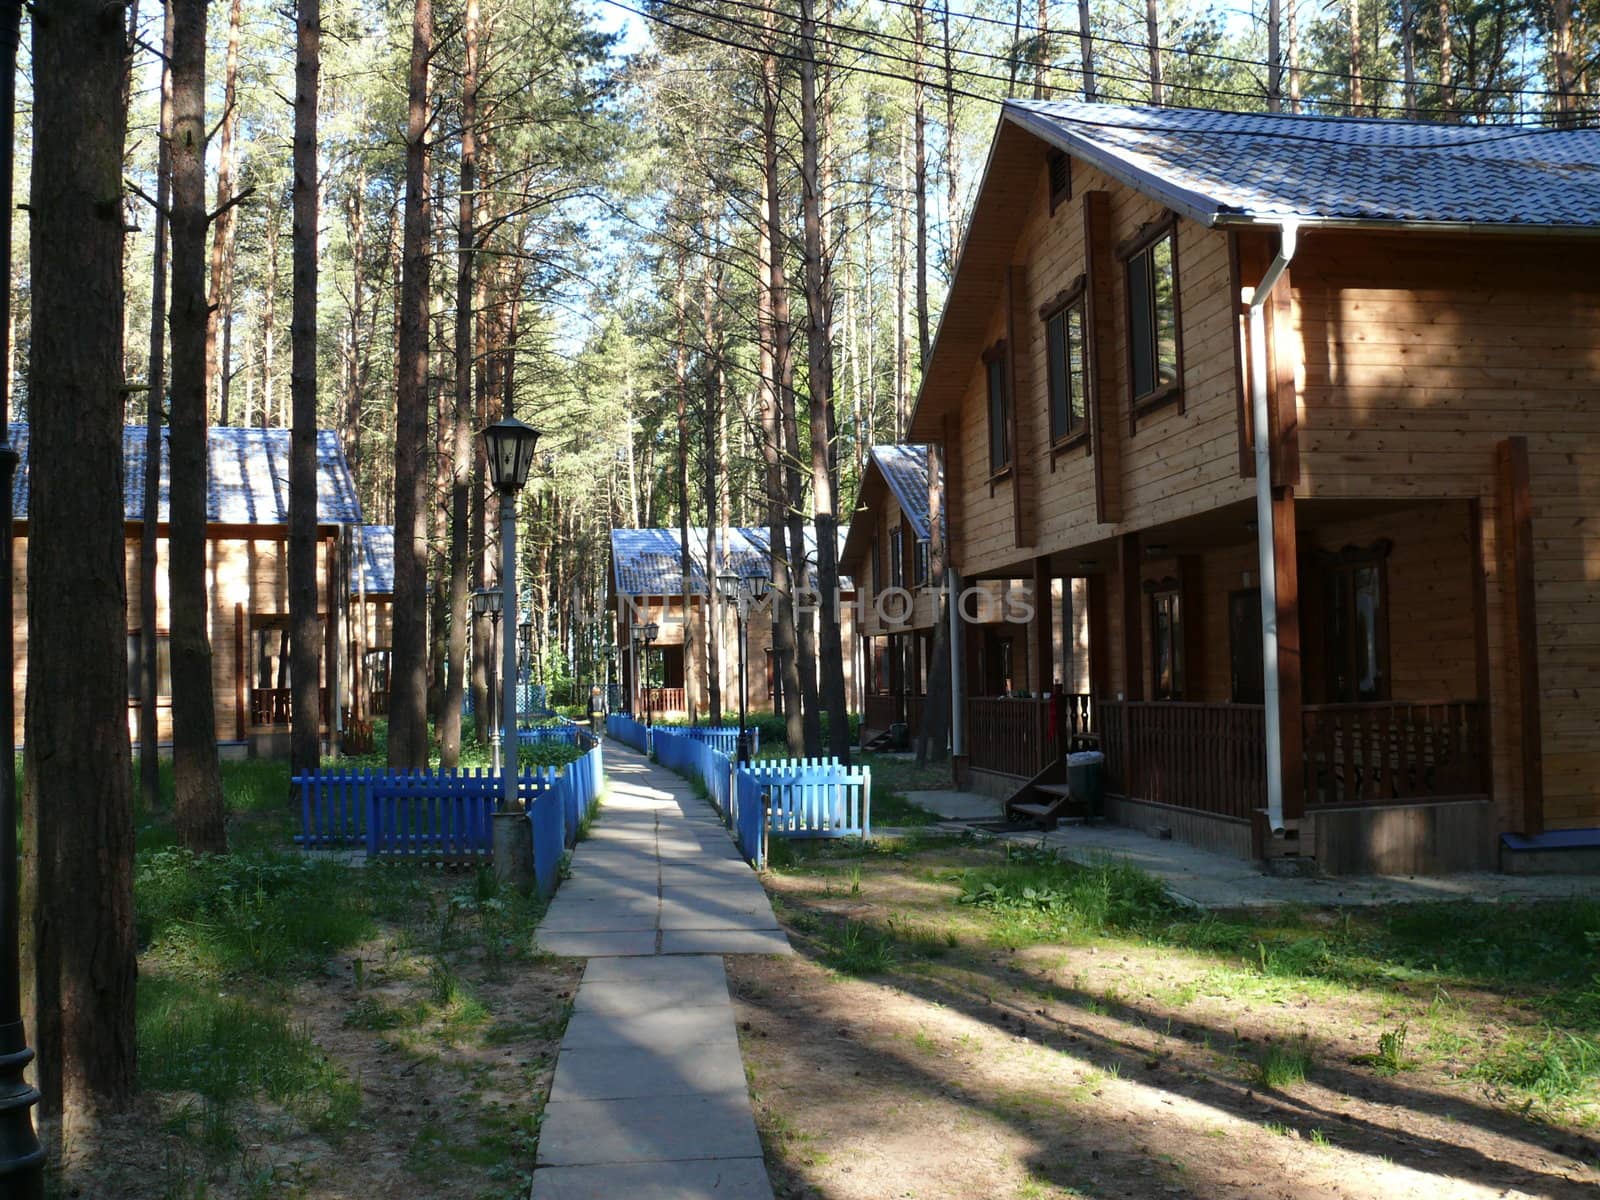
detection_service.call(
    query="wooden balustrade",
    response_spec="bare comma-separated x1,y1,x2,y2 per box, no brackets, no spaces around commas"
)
646,686,687,716
1096,701,1264,822
1302,700,1488,808
965,695,1093,777
864,694,898,732
250,687,330,727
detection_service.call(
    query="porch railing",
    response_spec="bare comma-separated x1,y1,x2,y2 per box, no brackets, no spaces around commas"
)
1302,700,1488,808
864,693,898,732
1096,701,1264,822
645,686,686,716
250,687,329,727
964,695,1093,778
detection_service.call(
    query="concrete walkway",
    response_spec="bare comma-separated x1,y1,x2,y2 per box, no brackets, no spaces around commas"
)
905,788,1600,908
531,743,788,1200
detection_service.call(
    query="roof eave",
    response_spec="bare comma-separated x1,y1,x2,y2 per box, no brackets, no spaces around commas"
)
1213,211,1600,237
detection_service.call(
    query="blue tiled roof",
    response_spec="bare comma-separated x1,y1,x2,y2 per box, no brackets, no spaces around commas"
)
9,425,363,527
1005,100,1600,229
611,526,852,596
871,445,942,541
352,525,394,596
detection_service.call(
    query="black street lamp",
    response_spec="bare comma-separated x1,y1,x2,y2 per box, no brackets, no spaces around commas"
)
482,416,539,819
0,0,43,1192
471,586,503,770
636,621,660,728
718,573,770,765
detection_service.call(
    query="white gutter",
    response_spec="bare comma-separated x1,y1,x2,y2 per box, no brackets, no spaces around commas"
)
1247,221,1298,836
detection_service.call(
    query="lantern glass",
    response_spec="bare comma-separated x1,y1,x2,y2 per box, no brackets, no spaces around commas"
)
483,417,542,493
470,587,502,616
644,621,659,641
749,575,772,601
717,572,742,602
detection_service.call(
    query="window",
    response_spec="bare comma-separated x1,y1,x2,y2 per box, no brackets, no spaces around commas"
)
1150,585,1184,700
914,539,930,588
872,535,883,596
889,526,904,590
126,632,172,700
983,634,1015,697
984,344,1010,475
1228,589,1264,705
1323,543,1391,702
1048,150,1071,213
1044,287,1089,444
1123,222,1182,411
871,638,891,695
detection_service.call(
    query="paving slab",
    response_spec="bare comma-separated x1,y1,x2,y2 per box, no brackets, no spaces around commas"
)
537,931,659,958
530,1158,773,1200
573,976,731,1014
560,1005,739,1051
549,1042,749,1101
581,954,727,985
661,929,794,956
537,1094,763,1166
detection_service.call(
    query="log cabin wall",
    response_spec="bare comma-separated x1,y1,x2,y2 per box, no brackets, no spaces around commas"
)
1291,233,1600,833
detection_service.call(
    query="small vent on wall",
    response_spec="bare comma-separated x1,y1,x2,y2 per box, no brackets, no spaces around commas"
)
1048,151,1071,212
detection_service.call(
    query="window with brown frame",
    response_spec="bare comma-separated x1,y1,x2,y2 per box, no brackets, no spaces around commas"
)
872,534,883,596
1150,585,1184,700
1322,542,1391,703
1043,283,1090,446
126,631,172,700
1122,220,1183,415
889,525,904,590
1048,150,1071,213
914,538,930,587
983,342,1011,475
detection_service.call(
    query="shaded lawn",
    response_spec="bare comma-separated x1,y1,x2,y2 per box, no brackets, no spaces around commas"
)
737,835,1600,1200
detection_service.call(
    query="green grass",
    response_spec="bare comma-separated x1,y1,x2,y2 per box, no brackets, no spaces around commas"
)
1474,1030,1600,1101
1255,1040,1314,1088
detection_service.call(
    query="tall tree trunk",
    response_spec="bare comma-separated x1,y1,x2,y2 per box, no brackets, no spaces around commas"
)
441,0,479,768
1267,0,1283,111
207,0,242,424
913,2,930,368
762,3,804,748
289,0,322,775
894,125,909,440
1146,0,1162,104
1551,0,1578,126
1347,0,1363,112
1288,0,1300,111
25,0,139,1121
1401,0,1417,117
700,226,724,725
389,0,434,768
263,196,278,424
800,0,849,762
944,4,963,250
1033,0,1047,96
470,267,496,741
140,1,175,816
673,232,697,723
168,0,226,852
1078,0,1097,102
341,180,366,467
1438,0,1454,118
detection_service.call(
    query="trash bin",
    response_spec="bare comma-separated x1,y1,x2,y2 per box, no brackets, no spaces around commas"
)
889,721,910,751
1066,750,1105,820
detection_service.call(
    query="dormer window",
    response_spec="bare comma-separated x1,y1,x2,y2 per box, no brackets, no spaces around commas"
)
1048,150,1071,213
983,341,1011,476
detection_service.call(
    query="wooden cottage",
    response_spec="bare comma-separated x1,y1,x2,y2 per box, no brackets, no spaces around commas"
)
842,444,1094,749
609,526,860,723
907,101,1600,874
11,425,363,759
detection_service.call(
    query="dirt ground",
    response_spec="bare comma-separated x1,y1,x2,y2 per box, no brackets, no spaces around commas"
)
44,880,582,1200
729,841,1600,1200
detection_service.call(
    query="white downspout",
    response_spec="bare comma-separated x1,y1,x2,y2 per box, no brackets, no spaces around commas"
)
1248,221,1298,835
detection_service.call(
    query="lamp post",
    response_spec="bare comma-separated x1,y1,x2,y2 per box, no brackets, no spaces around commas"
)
0,0,41,1192
638,621,660,728
718,573,769,765
470,587,503,770
483,416,540,885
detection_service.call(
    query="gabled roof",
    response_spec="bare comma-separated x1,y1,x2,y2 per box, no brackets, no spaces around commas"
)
1005,99,1600,231
610,526,853,597
352,525,394,597
871,445,937,541
9,425,364,527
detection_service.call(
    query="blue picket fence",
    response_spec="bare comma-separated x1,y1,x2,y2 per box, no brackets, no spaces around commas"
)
529,740,604,897
293,745,604,880
681,726,761,758
743,760,871,843
517,724,580,747
606,712,651,754
652,727,733,819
